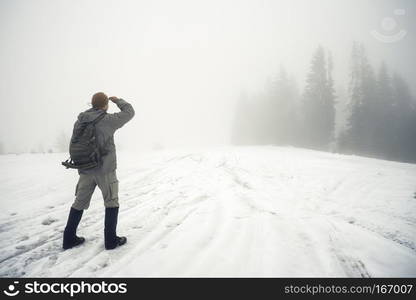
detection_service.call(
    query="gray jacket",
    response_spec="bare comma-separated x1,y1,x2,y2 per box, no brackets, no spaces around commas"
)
72,99,135,175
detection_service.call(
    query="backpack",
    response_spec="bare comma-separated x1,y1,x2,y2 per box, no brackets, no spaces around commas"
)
61,112,107,170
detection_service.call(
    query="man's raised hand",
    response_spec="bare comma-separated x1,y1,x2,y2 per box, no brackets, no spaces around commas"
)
109,96,119,103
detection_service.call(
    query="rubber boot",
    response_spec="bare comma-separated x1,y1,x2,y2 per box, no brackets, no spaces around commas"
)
63,207,85,250
104,207,127,250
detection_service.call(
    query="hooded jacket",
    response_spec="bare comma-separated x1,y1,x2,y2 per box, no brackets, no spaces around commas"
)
72,99,135,175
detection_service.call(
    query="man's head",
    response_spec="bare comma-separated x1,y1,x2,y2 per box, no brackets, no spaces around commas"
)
91,92,109,111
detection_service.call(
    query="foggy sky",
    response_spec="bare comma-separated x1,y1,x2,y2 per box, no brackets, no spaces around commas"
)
1,0,415,153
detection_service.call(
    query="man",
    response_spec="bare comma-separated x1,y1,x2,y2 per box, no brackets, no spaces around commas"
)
63,92,135,250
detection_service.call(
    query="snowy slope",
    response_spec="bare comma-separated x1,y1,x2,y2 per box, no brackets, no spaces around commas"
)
0,146,415,277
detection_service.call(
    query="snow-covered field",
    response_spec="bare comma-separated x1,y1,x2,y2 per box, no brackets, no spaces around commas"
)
0,146,415,277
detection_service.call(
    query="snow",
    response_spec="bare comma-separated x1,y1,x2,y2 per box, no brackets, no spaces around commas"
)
0,146,415,277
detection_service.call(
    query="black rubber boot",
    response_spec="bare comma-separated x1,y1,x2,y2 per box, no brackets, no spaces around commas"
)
104,207,127,250
63,207,85,250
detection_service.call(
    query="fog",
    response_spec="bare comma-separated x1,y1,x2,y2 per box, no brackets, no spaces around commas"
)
1,0,415,154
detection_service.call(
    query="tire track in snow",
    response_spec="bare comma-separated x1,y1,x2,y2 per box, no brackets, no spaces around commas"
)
327,220,371,277
334,216,416,253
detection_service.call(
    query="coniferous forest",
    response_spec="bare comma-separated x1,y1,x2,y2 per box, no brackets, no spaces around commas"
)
232,42,416,163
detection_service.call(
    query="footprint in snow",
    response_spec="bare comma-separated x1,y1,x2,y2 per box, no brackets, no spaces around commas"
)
20,235,29,241
347,217,356,224
42,217,58,226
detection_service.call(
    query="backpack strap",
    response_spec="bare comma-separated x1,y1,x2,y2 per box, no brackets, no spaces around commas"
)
91,112,107,125
91,112,109,158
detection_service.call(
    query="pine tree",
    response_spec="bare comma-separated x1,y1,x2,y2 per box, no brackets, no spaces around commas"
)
374,62,394,159
340,42,377,156
326,50,337,149
266,66,297,145
391,73,416,161
301,46,336,150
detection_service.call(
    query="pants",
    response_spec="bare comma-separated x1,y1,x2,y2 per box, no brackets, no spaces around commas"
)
72,170,119,210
